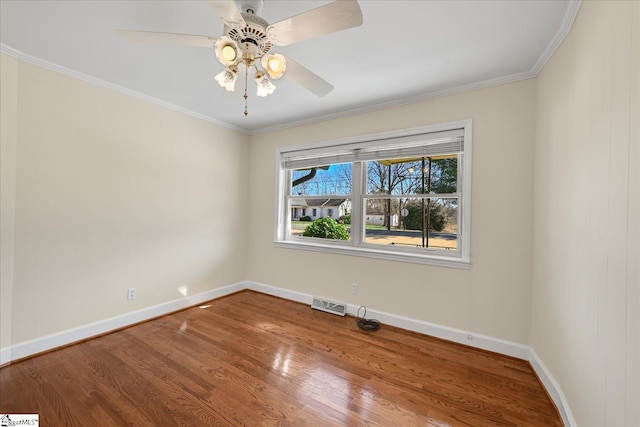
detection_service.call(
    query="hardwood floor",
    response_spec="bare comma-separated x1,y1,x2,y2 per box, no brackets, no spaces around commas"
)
0,290,561,426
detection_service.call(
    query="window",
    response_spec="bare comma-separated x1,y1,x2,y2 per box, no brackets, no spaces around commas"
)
275,121,472,268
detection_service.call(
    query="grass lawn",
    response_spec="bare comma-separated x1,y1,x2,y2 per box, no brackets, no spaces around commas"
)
289,221,456,249
291,220,387,230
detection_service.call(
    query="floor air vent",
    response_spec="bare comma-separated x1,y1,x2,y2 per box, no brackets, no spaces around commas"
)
311,297,347,316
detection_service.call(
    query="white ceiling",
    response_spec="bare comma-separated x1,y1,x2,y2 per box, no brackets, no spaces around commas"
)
0,0,579,134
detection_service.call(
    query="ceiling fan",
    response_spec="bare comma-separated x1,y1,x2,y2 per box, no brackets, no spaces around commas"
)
118,0,363,116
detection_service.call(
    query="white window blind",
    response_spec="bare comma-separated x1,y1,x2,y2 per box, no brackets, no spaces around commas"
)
282,129,464,170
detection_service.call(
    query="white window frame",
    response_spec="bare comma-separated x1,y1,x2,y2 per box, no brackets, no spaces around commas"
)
274,120,472,269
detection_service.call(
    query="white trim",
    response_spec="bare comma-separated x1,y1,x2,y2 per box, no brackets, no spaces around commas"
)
255,72,535,135
247,281,314,305
5,282,245,363
531,0,582,75
247,281,577,422
274,120,472,268
352,303,530,359
0,347,11,366
246,280,527,359
273,240,470,269
252,0,582,136
529,348,577,427
0,43,22,59
1,3,581,136
1,279,574,425
0,44,247,135
279,120,471,154
254,2,583,135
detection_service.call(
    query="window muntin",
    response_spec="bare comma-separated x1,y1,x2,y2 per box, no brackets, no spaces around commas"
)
288,163,352,241
276,121,471,267
363,155,459,251
363,197,458,251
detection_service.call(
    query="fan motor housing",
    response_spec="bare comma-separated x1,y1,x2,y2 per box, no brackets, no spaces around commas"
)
226,13,272,56
237,0,264,15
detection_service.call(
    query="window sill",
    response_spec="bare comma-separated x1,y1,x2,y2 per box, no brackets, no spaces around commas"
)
273,240,470,269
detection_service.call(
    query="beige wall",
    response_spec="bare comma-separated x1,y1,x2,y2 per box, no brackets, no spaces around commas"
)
3,2,637,422
1,54,19,350
247,79,537,344
532,1,639,425
0,54,250,346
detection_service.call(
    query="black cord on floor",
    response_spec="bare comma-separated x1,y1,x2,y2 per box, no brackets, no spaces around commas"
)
356,306,380,331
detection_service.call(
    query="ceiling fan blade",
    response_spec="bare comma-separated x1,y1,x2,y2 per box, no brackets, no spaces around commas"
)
267,0,363,46
208,0,246,32
284,56,333,97
117,30,216,48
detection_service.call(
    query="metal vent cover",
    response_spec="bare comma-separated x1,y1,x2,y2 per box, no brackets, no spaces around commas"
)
311,297,347,316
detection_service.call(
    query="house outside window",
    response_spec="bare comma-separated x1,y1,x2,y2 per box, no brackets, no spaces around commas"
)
275,120,472,268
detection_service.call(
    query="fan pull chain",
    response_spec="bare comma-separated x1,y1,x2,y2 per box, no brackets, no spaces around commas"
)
243,47,249,116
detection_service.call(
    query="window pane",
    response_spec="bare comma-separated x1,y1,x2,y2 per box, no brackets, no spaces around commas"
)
290,197,351,241
366,156,458,196
277,122,470,265
291,163,352,196
364,197,458,250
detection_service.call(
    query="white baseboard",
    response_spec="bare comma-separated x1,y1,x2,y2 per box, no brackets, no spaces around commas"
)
246,280,529,359
6,282,245,363
246,280,572,424
346,303,531,359
529,348,576,427
0,347,10,366
3,279,573,427
246,281,315,305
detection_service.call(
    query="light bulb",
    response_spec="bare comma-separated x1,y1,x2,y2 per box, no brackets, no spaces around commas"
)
214,36,240,66
221,45,237,62
260,53,286,79
269,58,282,72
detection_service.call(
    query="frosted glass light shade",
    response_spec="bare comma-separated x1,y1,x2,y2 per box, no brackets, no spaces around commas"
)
261,53,286,79
215,66,238,92
255,71,276,97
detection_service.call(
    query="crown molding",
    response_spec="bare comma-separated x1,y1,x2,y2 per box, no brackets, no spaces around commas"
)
0,43,22,58
252,1,582,135
0,43,248,135
252,70,536,135
531,0,582,75
1,1,582,136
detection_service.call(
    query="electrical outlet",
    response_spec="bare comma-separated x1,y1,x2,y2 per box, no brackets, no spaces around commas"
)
127,288,137,301
351,283,358,295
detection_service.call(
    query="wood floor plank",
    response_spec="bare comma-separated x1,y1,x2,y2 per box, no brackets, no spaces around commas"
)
0,290,561,426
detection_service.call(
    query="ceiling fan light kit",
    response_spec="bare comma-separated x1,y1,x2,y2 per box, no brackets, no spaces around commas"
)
254,70,276,97
118,0,362,116
214,65,239,92
261,53,286,80
214,36,240,65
